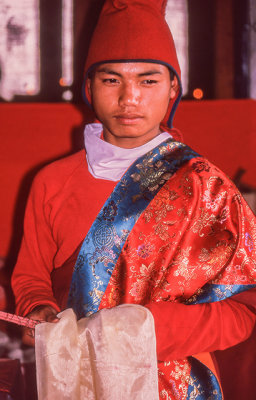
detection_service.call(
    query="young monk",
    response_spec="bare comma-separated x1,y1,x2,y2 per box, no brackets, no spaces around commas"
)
11,0,256,398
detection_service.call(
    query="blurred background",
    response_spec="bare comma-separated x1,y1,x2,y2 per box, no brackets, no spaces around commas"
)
0,0,255,102
0,1,255,398
0,0,256,102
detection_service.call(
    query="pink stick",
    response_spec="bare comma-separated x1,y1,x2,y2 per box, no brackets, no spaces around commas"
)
0,311,41,329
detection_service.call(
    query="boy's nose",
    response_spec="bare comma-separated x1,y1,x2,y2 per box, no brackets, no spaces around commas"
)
118,83,140,106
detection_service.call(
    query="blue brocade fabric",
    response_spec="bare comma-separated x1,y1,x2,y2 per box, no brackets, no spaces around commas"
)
67,138,200,318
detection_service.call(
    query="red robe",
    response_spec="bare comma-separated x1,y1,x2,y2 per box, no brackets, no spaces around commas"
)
11,148,256,399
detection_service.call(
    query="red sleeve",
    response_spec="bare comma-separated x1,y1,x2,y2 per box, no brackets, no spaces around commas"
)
145,290,256,360
11,173,60,316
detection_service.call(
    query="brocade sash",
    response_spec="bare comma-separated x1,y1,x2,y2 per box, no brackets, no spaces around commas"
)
67,138,200,318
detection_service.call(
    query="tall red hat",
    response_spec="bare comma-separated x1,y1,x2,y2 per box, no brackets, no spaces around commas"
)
83,0,182,131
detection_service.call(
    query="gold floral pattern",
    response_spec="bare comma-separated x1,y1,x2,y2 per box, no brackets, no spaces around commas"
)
99,156,256,399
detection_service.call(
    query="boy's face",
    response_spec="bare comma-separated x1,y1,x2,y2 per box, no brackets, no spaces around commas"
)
87,62,178,148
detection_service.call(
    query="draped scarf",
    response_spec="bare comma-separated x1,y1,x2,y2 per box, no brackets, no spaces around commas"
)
67,137,256,399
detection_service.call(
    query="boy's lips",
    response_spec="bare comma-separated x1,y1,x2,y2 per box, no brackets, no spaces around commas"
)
114,113,144,124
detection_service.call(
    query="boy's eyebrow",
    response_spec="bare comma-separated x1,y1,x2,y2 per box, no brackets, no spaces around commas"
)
138,70,162,77
96,67,163,77
96,68,122,77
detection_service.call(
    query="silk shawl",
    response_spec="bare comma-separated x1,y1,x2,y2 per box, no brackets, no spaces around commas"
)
68,138,256,399
35,305,159,400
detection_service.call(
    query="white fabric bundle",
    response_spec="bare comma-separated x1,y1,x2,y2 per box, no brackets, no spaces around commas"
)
35,304,159,399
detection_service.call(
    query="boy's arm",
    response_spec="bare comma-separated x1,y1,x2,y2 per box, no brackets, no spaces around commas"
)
146,289,256,360
11,172,60,317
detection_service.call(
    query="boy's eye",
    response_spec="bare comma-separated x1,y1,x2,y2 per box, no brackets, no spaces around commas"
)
102,78,119,84
142,79,158,85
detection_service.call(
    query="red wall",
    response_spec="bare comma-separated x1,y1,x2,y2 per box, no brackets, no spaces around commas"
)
0,100,255,258
175,99,256,187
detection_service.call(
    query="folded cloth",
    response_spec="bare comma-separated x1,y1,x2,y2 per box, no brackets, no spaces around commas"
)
35,305,158,400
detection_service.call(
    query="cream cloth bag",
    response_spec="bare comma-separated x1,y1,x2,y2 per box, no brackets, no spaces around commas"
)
35,304,159,399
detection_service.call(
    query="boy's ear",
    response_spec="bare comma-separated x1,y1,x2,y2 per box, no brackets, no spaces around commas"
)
169,75,179,99
85,77,92,104
87,77,92,97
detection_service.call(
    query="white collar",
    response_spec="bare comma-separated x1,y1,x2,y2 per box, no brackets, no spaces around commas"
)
84,123,171,181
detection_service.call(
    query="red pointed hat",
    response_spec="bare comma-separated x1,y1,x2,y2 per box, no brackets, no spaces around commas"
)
84,0,182,130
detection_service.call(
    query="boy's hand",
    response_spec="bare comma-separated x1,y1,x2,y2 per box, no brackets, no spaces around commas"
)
22,305,59,346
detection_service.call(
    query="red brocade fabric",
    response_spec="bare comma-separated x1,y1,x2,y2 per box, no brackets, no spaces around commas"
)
11,145,256,398
97,154,256,398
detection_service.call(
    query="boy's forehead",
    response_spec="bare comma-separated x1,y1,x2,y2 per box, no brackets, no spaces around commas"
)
94,62,169,75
